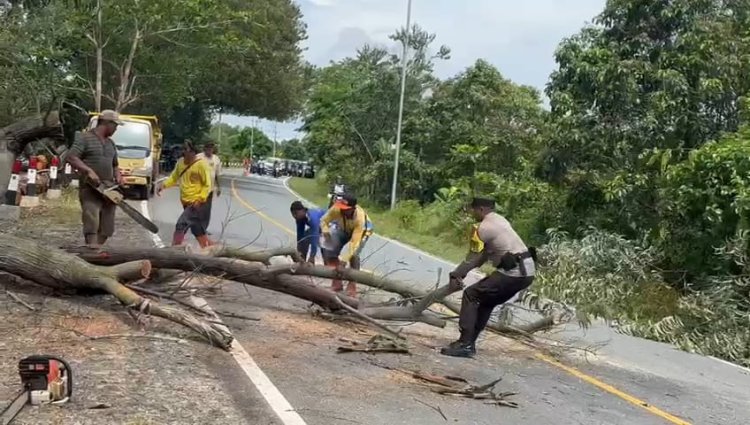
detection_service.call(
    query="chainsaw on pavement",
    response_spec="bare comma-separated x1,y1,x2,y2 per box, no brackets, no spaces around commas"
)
88,181,160,234
0,356,73,425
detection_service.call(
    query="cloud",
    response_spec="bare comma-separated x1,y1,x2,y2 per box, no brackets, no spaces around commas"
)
224,0,606,138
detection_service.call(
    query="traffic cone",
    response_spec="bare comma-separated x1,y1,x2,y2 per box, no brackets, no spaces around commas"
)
47,156,62,199
20,156,40,208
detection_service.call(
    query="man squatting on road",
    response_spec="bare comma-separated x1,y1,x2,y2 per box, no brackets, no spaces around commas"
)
320,194,374,298
158,140,214,248
441,197,537,358
291,201,326,265
65,109,125,247
196,140,222,232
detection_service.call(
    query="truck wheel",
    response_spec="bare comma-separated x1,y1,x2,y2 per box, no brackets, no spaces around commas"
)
138,185,149,200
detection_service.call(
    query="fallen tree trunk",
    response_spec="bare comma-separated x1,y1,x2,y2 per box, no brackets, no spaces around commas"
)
0,111,64,155
264,263,557,335
63,245,558,333
0,111,65,203
65,245,449,327
0,235,233,349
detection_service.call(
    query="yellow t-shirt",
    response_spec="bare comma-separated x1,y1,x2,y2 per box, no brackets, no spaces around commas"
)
163,157,211,203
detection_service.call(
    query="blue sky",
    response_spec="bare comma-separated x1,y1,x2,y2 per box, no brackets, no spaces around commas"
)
220,0,605,140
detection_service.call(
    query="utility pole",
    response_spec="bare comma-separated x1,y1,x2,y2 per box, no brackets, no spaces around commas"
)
217,112,222,144
390,0,412,211
250,119,254,158
272,123,277,158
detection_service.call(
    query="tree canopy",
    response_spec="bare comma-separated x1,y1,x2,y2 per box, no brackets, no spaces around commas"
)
298,0,750,365
0,0,308,143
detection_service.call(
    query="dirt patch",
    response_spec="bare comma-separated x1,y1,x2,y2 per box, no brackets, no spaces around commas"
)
0,191,251,425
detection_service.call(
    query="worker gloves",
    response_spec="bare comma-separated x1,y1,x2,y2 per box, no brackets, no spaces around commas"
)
448,270,464,290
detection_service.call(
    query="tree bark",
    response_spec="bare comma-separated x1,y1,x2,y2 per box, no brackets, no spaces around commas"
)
0,235,232,349
63,244,557,335
65,245,449,327
0,111,63,155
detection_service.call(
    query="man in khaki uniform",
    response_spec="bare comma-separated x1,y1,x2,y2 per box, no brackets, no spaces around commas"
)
441,197,537,358
65,109,124,247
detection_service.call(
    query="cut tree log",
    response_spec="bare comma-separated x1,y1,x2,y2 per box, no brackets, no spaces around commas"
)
0,235,233,349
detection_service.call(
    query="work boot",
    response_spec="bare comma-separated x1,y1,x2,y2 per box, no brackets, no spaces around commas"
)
440,340,476,358
345,282,357,298
171,232,186,246
196,235,214,248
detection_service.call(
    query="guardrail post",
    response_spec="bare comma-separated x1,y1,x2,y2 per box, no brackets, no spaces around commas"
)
47,156,61,199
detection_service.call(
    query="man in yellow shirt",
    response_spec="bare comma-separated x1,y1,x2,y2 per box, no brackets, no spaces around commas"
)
320,194,373,297
157,140,214,248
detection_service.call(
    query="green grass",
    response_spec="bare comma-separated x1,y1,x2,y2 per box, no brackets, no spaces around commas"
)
288,177,468,264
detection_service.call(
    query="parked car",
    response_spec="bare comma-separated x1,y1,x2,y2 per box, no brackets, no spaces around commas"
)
302,162,315,178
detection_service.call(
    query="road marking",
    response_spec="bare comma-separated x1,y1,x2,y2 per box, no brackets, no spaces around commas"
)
279,179,694,425
536,353,691,425
231,179,376,273
139,199,308,425
230,179,295,242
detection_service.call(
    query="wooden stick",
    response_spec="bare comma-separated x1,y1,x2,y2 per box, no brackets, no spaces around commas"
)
87,333,188,344
5,290,35,311
333,295,404,340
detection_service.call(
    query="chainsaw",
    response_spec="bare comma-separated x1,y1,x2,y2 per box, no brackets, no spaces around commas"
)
0,356,72,425
88,182,160,234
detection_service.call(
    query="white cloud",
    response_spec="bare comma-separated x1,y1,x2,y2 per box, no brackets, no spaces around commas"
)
224,0,606,140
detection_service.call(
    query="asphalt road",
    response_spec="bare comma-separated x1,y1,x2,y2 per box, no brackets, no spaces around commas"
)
147,171,750,425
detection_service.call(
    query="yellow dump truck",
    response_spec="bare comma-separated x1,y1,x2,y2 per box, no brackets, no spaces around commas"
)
87,113,162,199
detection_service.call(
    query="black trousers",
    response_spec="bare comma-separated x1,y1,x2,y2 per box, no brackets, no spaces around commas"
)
458,271,534,345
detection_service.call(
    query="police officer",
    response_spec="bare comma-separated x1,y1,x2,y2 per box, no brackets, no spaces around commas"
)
441,197,536,358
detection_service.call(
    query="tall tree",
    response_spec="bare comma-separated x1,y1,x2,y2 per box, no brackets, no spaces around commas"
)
545,0,750,177
279,138,307,160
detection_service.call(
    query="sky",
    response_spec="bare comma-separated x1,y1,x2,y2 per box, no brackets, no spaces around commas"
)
220,0,605,141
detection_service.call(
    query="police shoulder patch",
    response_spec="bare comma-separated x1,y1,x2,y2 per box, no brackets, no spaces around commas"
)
469,224,484,253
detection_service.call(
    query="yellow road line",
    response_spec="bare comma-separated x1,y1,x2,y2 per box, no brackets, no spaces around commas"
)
536,353,692,425
232,179,691,425
230,179,295,242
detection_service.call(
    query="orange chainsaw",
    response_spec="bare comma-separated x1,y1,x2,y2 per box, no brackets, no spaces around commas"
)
0,356,72,425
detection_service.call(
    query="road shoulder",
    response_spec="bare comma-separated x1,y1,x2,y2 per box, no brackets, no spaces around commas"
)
0,190,272,425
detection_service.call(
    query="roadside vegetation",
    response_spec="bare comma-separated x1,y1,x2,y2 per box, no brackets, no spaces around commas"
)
4,0,750,366
291,1,750,366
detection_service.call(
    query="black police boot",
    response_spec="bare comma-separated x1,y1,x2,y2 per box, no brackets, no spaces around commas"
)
440,340,476,358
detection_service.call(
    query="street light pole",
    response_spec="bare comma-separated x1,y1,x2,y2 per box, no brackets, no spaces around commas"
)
272,123,277,158
250,119,255,158
390,0,412,211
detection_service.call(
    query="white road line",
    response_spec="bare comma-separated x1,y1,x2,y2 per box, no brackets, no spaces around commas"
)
138,200,308,425
708,356,750,374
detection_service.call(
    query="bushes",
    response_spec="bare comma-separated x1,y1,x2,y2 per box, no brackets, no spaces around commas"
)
535,228,750,366
655,129,750,283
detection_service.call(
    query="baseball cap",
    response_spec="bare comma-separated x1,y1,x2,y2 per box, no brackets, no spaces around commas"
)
334,194,357,210
99,109,125,125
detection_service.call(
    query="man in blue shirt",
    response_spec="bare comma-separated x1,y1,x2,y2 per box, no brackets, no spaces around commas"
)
290,201,326,264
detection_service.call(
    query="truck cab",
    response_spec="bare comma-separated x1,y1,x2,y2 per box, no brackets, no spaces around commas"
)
87,113,162,199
